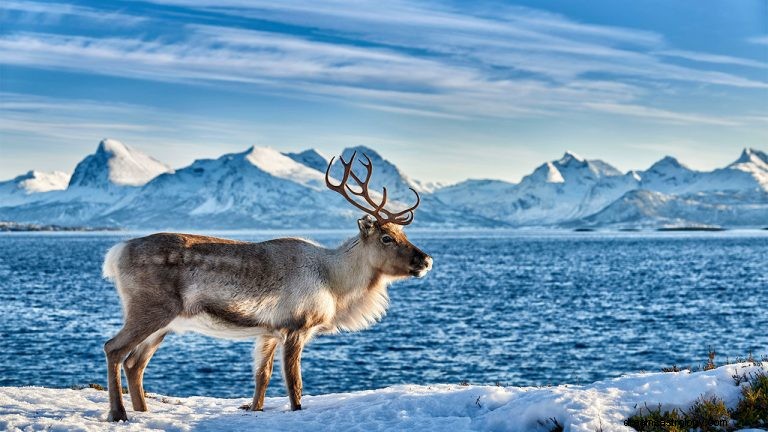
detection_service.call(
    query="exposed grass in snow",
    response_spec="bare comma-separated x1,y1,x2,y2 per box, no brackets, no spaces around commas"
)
732,370,768,428
1,362,767,432
627,353,767,432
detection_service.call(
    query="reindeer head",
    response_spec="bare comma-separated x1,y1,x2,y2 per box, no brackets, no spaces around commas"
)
326,152,433,278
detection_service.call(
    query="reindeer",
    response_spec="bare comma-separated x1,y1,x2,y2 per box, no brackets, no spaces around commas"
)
101,152,433,421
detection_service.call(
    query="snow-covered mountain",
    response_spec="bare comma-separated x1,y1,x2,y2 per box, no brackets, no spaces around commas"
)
0,139,172,225
96,145,494,229
0,170,70,206
97,146,353,229
434,151,637,225
0,141,765,229
433,148,767,228
332,146,428,198
284,149,329,173
575,189,768,229
569,149,768,228
67,138,172,190
637,156,699,193
327,147,495,227
689,148,768,194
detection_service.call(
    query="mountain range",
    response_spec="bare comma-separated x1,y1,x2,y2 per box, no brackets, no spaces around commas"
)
0,139,766,229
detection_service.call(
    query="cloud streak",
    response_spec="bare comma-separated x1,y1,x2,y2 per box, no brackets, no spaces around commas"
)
747,35,768,46
583,102,741,126
0,0,146,25
0,0,764,127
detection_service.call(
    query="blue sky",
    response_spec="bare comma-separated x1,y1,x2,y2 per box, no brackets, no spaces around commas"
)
1,0,766,183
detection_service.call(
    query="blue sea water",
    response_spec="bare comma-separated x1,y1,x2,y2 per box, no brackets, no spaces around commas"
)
0,230,766,398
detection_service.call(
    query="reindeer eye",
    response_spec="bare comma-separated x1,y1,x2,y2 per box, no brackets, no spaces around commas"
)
381,235,394,244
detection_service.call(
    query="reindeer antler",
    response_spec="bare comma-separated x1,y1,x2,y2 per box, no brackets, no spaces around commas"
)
325,151,420,226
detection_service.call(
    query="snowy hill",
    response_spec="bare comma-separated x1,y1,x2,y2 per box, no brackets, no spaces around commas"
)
0,139,172,225
0,141,766,229
433,149,767,228
332,146,428,198
572,189,768,229
328,146,497,227
692,148,768,194
433,151,636,225
96,146,357,229
638,156,699,192
284,149,329,172
68,139,172,190
571,149,768,228
0,362,764,431
0,170,70,206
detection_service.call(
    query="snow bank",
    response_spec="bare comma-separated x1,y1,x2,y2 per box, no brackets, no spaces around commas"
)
0,362,765,432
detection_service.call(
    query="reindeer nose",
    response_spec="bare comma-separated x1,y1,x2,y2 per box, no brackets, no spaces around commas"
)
412,253,432,270
423,255,433,271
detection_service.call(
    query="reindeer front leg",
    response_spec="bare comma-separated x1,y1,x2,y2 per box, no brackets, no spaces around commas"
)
282,331,307,411
250,335,278,411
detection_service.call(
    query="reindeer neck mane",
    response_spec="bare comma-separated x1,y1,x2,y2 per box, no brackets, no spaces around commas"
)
323,235,392,332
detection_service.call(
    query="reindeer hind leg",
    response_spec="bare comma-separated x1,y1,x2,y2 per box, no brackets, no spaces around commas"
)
124,331,167,412
104,303,178,422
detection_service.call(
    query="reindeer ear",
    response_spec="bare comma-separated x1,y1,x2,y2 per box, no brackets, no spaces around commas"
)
357,215,377,237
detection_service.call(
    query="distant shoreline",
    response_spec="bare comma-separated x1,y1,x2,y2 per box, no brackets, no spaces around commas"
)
656,226,726,232
2,224,767,236
0,222,121,232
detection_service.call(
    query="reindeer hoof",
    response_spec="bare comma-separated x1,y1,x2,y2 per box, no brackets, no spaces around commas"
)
107,407,128,422
291,404,302,411
239,402,264,411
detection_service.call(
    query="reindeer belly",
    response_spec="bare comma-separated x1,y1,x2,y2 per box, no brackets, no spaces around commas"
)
174,280,337,338
166,315,276,340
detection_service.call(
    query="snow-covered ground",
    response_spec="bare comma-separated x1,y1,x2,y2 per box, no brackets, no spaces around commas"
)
1,362,765,432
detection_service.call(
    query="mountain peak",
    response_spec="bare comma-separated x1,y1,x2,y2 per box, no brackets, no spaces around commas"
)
244,146,291,166
284,149,329,172
7,170,70,193
734,147,768,167
69,139,171,189
647,156,690,172
97,138,129,155
547,151,622,180
333,146,430,195
16,170,37,181
530,162,565,183
241,146,326,188
558,151,585,165
0,169,70,206
341,145,384,162
625,170,642,182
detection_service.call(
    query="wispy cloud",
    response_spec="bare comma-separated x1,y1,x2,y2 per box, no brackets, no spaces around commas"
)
140,0,765,88
0,93,267,165
656,49,768,69
0,29,642,120
1,0,764,127
583,102,741,126
747,35,768,46
0,0,146,25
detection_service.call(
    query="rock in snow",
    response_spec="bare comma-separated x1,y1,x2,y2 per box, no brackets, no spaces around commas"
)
0,140,766,229
0,362,764,431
